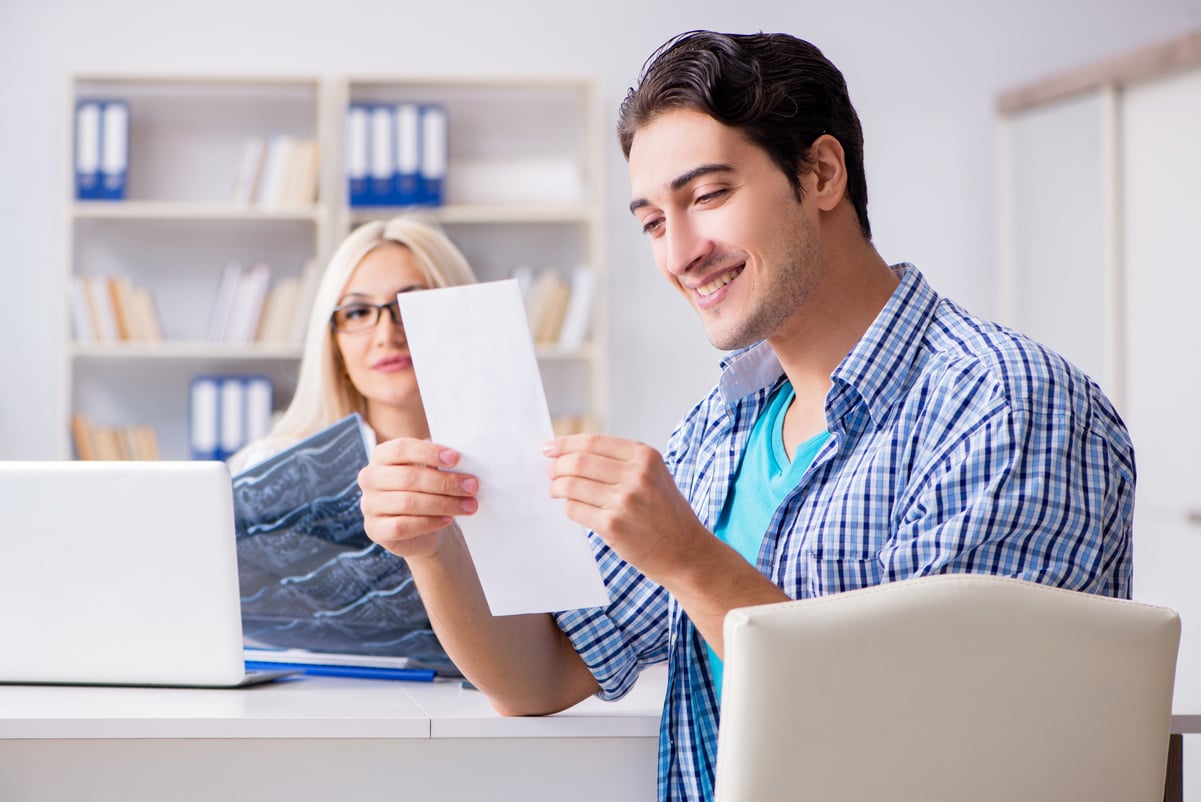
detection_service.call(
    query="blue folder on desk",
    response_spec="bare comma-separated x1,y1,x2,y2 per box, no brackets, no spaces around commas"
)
244,648,436,682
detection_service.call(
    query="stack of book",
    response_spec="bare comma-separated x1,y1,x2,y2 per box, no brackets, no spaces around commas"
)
71,415,160,460
516,265,594,350
68,274,163,344
346,102,447,207
229,135,319,207
207,258,321,345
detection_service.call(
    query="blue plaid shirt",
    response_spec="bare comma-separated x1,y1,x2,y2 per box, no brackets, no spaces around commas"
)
553,265,1134,801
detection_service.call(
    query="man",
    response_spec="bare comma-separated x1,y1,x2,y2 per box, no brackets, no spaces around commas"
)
359,30,1134,801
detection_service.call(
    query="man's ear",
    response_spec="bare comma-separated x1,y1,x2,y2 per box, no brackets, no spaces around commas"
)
799,134,848,213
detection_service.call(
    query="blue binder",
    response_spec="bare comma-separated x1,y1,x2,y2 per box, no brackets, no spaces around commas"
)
98,100,129,200
368,104,396,205
419,103,448,206
74,100,102,200
394,102,421,206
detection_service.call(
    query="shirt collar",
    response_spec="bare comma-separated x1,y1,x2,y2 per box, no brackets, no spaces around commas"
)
717,341,783,405
827,264,938,430
716,264,939,430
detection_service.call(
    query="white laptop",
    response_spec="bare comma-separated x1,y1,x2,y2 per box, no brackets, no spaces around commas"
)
0,460,295,688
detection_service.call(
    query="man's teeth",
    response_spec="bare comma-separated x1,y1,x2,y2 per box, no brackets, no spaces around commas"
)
697,268,742,297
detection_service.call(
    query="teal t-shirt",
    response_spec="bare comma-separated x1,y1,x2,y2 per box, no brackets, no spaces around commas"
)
706,380,830,700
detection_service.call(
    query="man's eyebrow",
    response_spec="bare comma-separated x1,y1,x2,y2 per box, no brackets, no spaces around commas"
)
628,163,735,214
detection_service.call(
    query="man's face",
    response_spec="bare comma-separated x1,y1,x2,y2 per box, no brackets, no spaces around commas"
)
627,109,822,351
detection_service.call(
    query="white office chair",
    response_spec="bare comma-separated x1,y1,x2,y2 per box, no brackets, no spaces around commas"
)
714,574,1180,802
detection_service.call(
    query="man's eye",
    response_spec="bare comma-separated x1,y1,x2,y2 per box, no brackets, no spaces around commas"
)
695,189,729,205
641,217,664,235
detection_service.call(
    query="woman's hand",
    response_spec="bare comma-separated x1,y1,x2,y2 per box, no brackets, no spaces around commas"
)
359,437,479,559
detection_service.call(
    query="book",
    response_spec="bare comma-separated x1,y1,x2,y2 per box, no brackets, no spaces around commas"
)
523,268,571,345
224,262,271,344
289,257,322,344
207,261,244,342
131,424,161,460
254,276,300,344
283,138,319,205
556,265,594,351
128,285,163,342
254,135,293,208
67,276,95,342
230,136,267,205
231,414,456,674
70,414,96,460
90,425,126,460
106,275,134,341
83,275,119,342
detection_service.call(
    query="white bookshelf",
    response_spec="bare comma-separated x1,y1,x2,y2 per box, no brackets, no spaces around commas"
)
64,74,607,459
340,76,607,437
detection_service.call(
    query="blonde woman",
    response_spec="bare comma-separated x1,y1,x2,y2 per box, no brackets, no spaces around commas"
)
232,214,477,672
232,214,478,469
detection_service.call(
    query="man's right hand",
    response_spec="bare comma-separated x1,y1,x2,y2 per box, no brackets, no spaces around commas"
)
358,437,479,559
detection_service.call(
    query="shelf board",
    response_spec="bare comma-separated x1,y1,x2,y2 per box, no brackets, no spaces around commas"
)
69,341,590,361
347,202,596,225
69,341,303,360
71,201,323,223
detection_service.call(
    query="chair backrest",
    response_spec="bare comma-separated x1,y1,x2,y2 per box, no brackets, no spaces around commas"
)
714,574,1180,802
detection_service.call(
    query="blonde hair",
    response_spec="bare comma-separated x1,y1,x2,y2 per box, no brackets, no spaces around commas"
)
257,215,477,452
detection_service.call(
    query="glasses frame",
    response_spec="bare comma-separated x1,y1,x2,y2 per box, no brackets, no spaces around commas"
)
329,299,403,335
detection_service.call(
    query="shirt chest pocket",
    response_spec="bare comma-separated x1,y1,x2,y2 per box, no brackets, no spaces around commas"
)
791,514,887,596
803,552,884,596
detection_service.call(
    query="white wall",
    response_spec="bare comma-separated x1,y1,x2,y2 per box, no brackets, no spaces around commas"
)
1,0,1199,455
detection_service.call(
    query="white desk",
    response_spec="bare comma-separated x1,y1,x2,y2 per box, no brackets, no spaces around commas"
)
3,670,1193,802
0,666,666,802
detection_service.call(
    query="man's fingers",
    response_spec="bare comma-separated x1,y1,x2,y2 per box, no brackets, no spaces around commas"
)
547,450,623,485
544,433,640,461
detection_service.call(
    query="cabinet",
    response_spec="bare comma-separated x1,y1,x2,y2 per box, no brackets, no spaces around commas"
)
997,28,1201,791
64,74,606,460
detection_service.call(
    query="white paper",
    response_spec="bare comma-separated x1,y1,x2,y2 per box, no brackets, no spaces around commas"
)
396,279,609,616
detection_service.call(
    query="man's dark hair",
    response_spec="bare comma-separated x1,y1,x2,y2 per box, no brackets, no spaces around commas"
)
617,30,871,240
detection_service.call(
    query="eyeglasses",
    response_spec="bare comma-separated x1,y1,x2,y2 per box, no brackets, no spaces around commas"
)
329,299,402,335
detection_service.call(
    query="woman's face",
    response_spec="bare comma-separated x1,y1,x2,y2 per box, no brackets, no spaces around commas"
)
333,242,431,419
